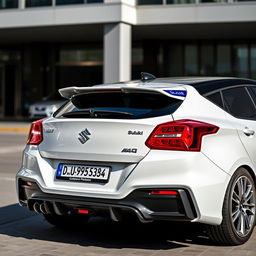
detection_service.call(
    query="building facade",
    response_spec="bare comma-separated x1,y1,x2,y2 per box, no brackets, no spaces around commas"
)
0,0,255,118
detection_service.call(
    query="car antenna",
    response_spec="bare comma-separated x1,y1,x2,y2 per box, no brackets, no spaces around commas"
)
141,72,156,82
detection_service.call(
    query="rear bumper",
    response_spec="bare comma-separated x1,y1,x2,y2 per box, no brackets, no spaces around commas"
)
18,179,197,222
17,146,232,225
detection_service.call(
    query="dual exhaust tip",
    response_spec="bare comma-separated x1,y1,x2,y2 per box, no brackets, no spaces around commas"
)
33,201,52,215
32,201,89,216
32,201,150,223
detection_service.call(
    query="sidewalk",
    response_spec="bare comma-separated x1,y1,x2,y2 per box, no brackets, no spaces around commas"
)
0,122,31,133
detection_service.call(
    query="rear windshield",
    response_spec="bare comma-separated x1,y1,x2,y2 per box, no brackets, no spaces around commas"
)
54,91,183,119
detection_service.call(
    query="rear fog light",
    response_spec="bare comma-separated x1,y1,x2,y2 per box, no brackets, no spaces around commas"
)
150,190,178,195
78,209,89,214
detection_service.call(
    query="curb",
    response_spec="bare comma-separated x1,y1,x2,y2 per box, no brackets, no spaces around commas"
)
0,127,30,133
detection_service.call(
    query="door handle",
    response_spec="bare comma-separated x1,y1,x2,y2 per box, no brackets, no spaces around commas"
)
243,127,255,136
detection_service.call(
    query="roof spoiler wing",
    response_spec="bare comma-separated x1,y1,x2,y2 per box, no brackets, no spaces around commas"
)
58,86,171,99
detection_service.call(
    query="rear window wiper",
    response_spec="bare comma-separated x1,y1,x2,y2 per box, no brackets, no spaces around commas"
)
62,109,134,118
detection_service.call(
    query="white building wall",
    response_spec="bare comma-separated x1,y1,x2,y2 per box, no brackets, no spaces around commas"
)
137,3,256,25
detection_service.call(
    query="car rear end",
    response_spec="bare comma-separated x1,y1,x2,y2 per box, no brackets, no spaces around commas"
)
16,83,229,225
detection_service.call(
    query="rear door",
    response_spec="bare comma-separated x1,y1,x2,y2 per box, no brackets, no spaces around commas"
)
222,86,256,168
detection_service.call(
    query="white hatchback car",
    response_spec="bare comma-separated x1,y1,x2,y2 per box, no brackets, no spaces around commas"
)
17,74,256,245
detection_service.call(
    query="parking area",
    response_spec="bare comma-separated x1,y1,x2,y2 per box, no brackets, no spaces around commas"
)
0,129,256,256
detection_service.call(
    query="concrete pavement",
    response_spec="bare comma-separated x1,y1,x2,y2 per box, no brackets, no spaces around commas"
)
0,133,26,207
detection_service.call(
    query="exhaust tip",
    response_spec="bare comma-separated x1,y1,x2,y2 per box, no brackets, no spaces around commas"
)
109,207,122,222
39,203,47,214
33,202,41,213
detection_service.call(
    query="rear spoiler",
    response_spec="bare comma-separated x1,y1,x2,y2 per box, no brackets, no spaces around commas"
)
59,85,187,100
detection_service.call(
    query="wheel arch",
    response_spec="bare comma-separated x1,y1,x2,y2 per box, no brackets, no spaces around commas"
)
221,163,256,218
240,164,256,186
226,164,256,193
208,164,256,245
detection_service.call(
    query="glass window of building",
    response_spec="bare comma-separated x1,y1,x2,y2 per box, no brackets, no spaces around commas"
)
137,0,163,5
200,44,214,75
56,0,103,5
217,44,231,75
165,45,183,76
86,0,103,2
199,0,227,3
167,0,195,4
0,50,20,62
251,44,256,79
59,48,103,64
132,48,143,65
132,46,143,80
184,44,198,75
0,0,18,9
26,0,52,7
0,50,21,117
233,44,249,78
57,46,103,88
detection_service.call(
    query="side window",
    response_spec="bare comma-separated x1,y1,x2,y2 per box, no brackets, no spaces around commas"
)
206,92,223,109
247,86,256,103
222,87,256,120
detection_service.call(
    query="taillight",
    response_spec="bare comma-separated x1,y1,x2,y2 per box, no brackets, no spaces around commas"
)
27,119,44,145
145,119,219,151
150,190,178,195
78,209,89,215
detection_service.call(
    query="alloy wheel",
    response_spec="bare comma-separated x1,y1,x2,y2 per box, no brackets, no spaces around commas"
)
230,175,255,237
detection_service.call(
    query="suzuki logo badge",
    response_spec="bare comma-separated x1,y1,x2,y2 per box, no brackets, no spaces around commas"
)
78,128,91,144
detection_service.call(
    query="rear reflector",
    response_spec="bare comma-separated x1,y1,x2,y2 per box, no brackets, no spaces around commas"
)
21,180,32,186
27,119,44,145
24,181,32,186
150,190,178,195
145,119,219,151
78,209,89,214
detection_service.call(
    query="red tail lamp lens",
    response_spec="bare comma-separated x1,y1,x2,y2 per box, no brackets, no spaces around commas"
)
78,209,89,214
27,119,44,145
146,119,219,151
150,190,178,195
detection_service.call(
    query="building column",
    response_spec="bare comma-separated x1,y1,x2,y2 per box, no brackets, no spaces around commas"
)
18,0,25,9
104,23,131,83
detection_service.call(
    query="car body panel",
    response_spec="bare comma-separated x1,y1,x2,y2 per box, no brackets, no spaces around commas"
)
39,116,174,163
172,86,254,176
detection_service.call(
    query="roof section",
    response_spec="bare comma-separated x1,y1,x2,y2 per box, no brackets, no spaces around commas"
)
59,77,256,98
144,77,232,84
140,77,256,94
190,78,256,95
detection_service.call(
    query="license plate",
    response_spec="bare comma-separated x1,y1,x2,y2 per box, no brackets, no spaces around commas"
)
56,163,110,183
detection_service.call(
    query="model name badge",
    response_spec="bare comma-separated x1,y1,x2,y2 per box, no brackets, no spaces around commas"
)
164,90,187,97
128,131,143,135
121,148,137,153
44,127,55,133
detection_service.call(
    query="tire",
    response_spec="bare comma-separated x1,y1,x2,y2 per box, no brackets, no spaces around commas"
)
43,213,90,228
207,167,256,245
